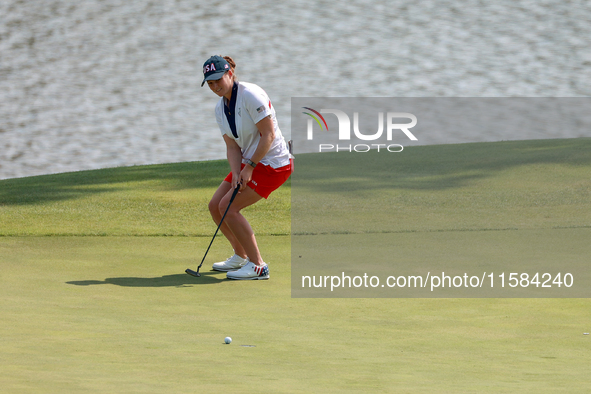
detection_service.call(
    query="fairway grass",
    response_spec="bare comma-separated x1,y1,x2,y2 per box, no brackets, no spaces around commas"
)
1,139,590,392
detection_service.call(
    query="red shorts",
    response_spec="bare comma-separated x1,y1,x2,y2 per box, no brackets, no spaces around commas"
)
224,160,292,199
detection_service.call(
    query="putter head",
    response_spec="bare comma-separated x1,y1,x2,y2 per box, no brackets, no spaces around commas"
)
185,268,201,277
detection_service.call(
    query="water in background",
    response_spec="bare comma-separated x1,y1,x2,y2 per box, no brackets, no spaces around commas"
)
1,0,590,179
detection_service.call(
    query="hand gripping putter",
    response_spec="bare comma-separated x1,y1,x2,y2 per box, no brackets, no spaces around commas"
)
186,184,241,277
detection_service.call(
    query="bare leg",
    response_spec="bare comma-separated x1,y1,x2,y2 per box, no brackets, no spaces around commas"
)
208,181,248,259
218,186,264,265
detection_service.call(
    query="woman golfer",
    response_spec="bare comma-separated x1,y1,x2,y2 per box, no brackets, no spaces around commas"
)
202,55,292,280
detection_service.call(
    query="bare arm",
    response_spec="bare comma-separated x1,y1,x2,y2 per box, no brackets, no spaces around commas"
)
249,116,275,164
238,116,275,190
223,134,244,190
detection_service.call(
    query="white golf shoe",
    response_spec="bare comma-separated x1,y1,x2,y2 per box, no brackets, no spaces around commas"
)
226,261,270,280
212,254,248,272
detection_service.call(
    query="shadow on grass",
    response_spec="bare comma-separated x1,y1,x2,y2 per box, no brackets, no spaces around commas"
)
0,160,229,206
66,271,225,287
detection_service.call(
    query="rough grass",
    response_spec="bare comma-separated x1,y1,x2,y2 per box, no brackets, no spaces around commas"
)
0,160,290,236
292,138,591,235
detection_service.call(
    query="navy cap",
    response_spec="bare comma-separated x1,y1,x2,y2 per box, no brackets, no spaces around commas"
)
201,55,231,87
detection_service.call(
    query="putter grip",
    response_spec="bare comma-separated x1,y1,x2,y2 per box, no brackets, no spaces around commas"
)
230,183,240,201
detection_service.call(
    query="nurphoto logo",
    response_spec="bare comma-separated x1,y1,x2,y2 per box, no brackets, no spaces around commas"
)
302,107,418,153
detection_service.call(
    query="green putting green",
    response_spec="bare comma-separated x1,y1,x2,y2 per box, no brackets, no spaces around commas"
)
1,138,590,393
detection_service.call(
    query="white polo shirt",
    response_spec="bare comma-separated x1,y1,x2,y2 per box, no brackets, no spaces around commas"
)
215,82,290,169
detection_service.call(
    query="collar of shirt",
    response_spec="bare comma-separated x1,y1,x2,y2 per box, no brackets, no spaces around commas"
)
223,82,239,138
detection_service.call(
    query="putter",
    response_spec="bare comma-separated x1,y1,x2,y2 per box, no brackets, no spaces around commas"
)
185,184,241,277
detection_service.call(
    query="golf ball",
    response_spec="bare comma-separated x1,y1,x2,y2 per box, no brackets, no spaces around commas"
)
224,337,232,344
